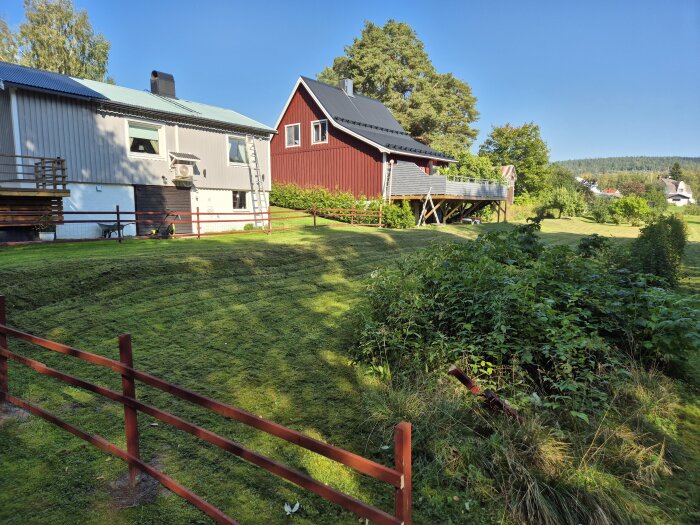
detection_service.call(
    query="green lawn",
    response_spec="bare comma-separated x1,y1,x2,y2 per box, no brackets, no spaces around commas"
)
0,215,698,524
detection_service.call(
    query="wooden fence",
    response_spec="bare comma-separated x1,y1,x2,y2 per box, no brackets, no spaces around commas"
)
0,296,411,524
0,206,383,245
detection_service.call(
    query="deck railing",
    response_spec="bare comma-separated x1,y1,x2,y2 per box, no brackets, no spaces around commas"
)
0,154,67,191
0,295,412,525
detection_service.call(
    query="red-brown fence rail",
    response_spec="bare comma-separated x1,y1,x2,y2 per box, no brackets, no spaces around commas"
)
0,205,384,245
0,296,411,525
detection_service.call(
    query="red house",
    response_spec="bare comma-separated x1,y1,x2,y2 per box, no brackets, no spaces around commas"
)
272,77,512,223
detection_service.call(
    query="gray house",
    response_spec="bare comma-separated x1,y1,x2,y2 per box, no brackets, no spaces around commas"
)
0,61,275,240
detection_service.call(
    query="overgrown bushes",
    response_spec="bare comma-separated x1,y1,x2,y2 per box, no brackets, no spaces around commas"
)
270,183,414,228
351,220,699,523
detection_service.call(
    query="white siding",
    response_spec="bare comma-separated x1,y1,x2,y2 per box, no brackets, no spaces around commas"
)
15,90,272,191
190,187,265,233
57,182,136,239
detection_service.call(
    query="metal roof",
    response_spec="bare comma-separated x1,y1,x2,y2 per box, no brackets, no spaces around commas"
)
169,152,200,162
300,76,455,162
0,60,275,134
0,61,106,100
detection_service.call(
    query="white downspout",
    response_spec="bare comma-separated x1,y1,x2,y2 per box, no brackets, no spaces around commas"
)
387,159,394,204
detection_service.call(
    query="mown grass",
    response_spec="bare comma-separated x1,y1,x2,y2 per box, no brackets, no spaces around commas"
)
0,214,698,524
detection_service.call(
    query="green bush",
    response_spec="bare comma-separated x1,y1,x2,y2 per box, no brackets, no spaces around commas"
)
611,195,651,225
269,183,385,225
539,186,586,218
383,200,414,229
630,215,688,286
354,226,699,409
589,198,613,223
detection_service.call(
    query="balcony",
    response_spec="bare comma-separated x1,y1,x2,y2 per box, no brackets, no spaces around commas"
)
0,154,69,197
389,160,508,200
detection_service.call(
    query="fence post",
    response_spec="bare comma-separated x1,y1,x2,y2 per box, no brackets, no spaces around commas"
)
351,203,355,226
0,295,7,406
116,205,122,244
267,206,272,236
378,205,383,228
312,205,317,227
196,206,201,240
119,334,140,485
394,421,412,524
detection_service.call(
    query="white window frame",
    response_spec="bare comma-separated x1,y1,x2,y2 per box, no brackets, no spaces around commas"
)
285,123,301,148
311,119,328,145
126,118,166,160
226,134,248,166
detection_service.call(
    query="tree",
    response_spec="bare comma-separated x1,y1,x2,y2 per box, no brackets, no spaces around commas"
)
479,123,550,195
440,150,498,180
0,18,17,62
3,0,111,82
669,161,682,180
318,20,478,154
541,186,586,218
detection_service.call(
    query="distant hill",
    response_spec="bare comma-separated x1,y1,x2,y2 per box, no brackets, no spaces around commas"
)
555,156,700,175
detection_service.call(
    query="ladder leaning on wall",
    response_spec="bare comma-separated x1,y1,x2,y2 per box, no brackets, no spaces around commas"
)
245,135,268,227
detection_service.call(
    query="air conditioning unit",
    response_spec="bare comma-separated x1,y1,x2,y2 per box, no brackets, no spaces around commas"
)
173,163,194,181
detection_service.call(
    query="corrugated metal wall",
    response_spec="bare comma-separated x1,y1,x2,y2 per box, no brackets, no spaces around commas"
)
271,86,382,198
0,90,15,155
15,90,270,191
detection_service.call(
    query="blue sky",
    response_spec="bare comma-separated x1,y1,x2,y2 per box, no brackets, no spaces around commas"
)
1,0,698,160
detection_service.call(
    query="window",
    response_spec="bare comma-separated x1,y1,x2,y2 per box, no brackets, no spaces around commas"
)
311,120,328,144
233,191,247,209
228,136,247,164
128,121,162,156
285,123,300,147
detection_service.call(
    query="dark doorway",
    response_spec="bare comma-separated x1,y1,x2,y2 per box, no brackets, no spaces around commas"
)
133,185,192,236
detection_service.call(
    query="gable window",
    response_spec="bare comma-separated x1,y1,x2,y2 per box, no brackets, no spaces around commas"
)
311,119,328,144
228,136,248,164
233,191,247,209
285,123,300,147
128,121,162,156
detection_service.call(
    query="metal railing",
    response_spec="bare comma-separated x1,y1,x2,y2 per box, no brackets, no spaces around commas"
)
0,154,67,191
443,173,507,185
0,295,412,525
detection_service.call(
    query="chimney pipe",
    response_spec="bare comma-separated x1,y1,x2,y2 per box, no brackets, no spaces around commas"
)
339,78,354,97
151,71,176,98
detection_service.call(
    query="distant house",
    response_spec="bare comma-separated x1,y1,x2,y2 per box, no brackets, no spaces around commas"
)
659,177,694,206
0,61,275,241
600,188,622,198
271,77,512,222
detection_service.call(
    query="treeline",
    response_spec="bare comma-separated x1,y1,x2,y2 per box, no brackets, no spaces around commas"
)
556,156,700,175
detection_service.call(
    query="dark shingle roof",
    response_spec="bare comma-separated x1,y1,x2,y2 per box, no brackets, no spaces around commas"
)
0,61,106,100
300,77,455,162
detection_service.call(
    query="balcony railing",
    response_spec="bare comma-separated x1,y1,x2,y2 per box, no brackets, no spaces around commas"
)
0,154,67,192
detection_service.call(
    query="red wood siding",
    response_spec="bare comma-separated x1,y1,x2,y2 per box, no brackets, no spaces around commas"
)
271,86,383,198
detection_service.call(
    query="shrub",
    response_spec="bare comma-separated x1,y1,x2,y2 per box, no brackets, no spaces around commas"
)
577,234,610,258
269,183,387,225
383,200,415,229
589,198,613,223
354,226,699,407
610,195,651,225
630,215,688,286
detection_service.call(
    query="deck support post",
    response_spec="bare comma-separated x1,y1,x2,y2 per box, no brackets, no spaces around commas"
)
116,205,122,243
0,295,7,406
394,421,412,524
119,334,140,485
